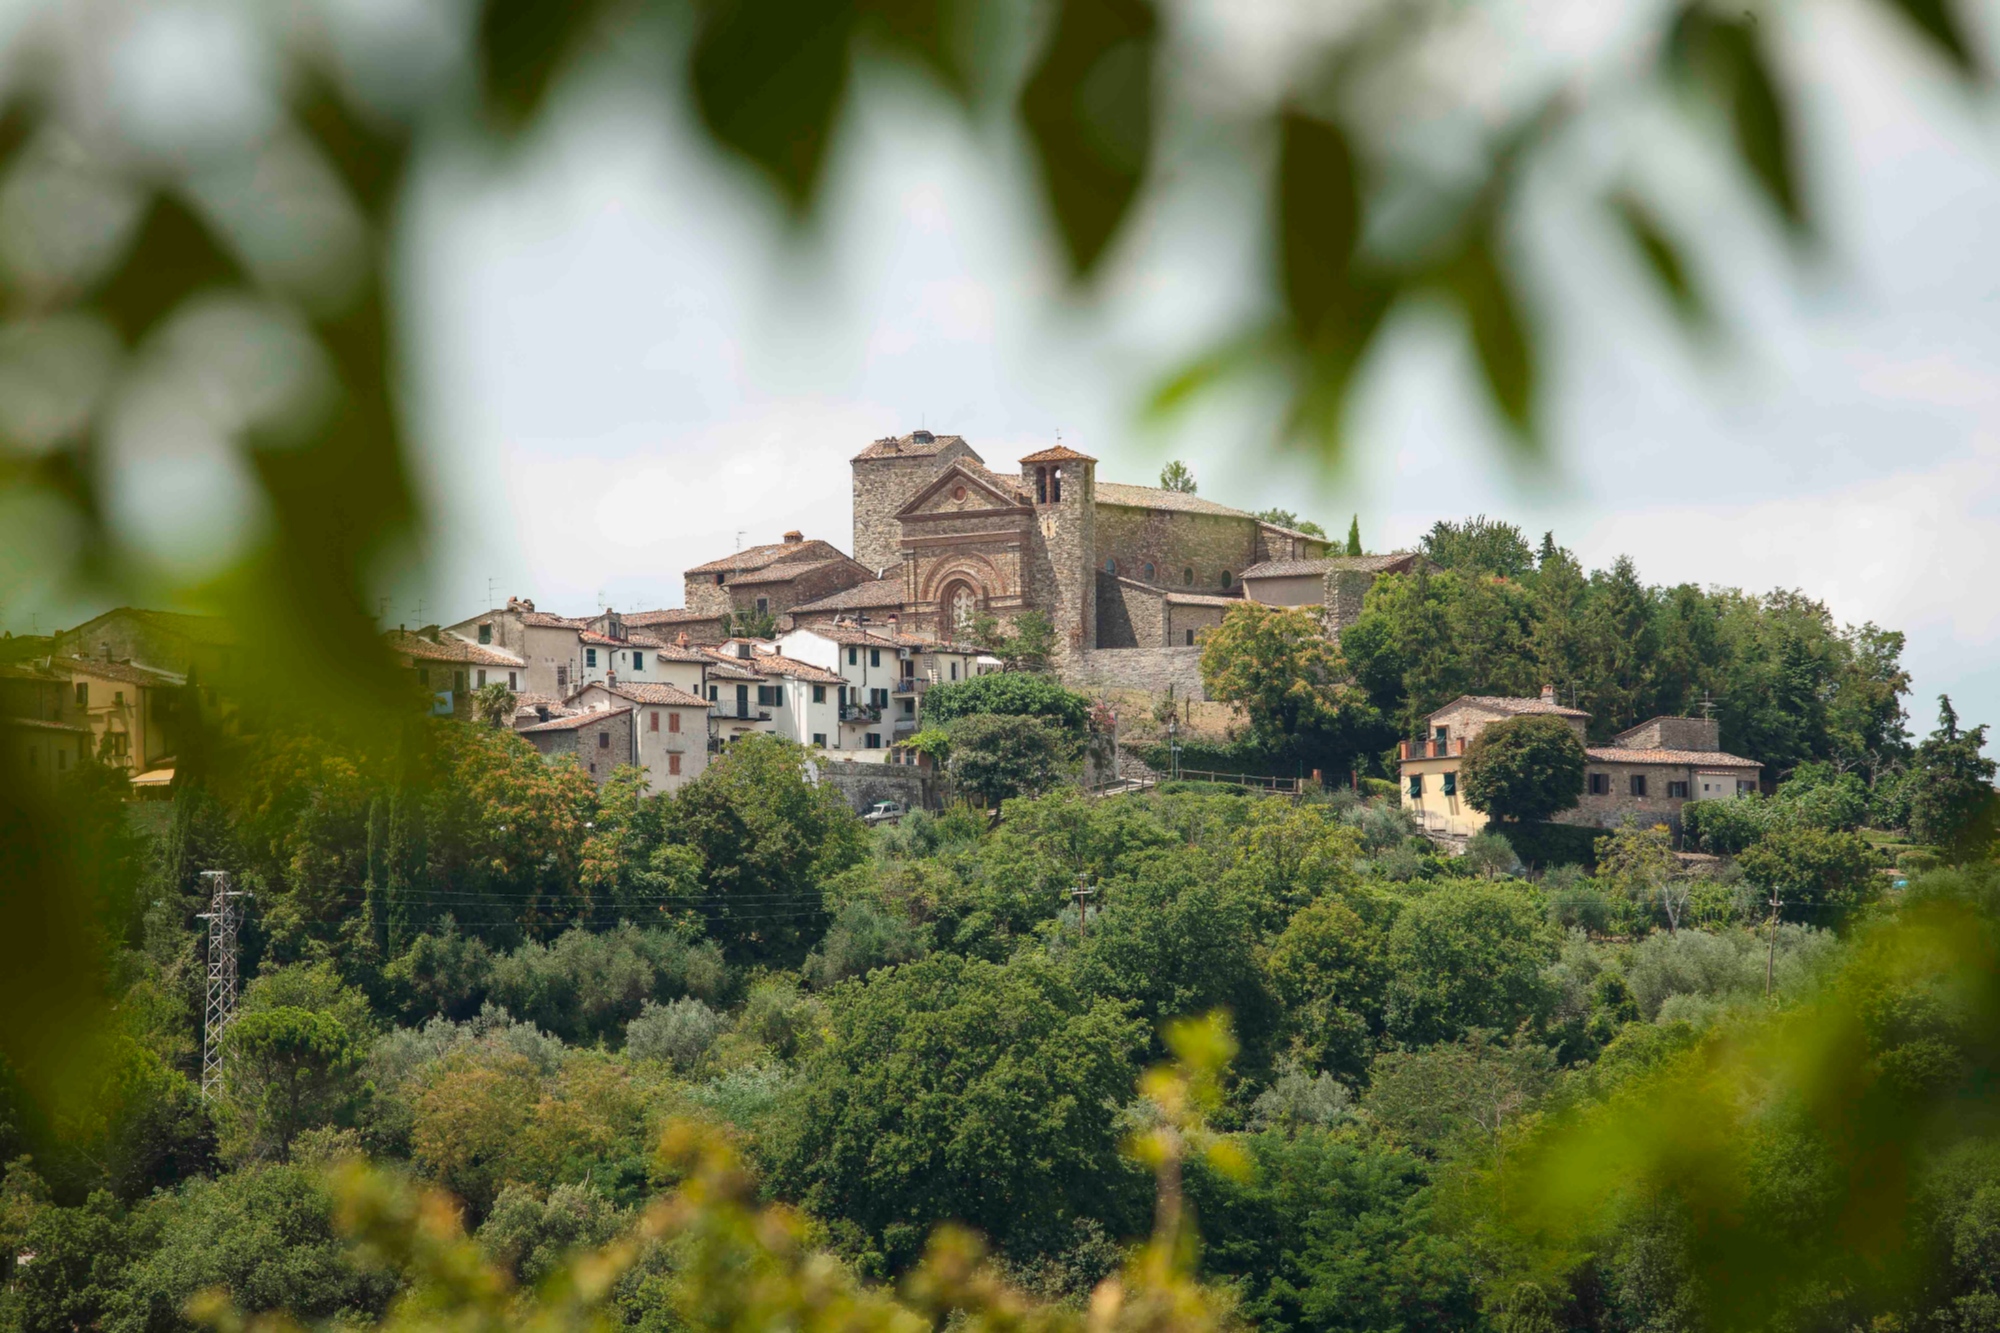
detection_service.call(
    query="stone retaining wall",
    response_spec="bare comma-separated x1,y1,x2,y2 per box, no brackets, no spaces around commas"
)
1063,646,1209,699
814,758,940,815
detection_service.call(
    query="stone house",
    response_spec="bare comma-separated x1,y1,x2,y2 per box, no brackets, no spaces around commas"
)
386,629,527,720
682,532,873,627
567,681,710,792
53,607,239,684
1399,688,1762,838
784,577,906,632
49,656,184,776
446,598,586,696
1240,552,1423,634
5,715,91,790
621,607,730,645
517,705,635,786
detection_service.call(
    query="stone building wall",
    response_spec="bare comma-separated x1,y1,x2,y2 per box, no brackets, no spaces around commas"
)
727,559,869,621
814,758,940,814
900,474,1034,639
1035,463,1096,667
1166,601,1229,646
1065,646,1208,699
1325,569,1376,634
1616,716,1721,751
524,708,635,788
852,437,980,574
1095,574,1168,648
1094,507,1264,595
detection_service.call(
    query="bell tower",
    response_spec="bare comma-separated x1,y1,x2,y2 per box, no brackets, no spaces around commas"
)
1018,443,1096,665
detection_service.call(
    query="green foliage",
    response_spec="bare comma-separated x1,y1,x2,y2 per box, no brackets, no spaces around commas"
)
1346,515,1362,556
1158,460,1197,493
624,997,726,1070
1198,603,1348,746
1251,508,1327,538
470,682,517,728
764,952,1147,1272
1267,896,1390,1081
946,714,1071,806
1362,1031,1557,1157
1383,884,1561,1045
1460,715,1586,823
1418,516,1534,578
217,1008,360,1165
969,611,1056,672
1908,696,1999,858
922,671,1090,734
1461,829,1521,878
1736,826,1884,925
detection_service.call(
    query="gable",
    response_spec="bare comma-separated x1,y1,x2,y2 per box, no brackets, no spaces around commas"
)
894,460,1027,519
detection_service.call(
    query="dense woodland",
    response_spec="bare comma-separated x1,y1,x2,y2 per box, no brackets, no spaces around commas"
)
5,522,1998,1333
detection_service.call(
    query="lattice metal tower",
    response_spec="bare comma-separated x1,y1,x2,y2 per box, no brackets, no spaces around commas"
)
197,870,246,1100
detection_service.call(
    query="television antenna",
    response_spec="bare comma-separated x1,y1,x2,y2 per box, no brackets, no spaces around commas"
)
1696,690,1718,719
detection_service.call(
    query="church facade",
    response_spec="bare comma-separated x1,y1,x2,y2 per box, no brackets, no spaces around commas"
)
783,430,1332,668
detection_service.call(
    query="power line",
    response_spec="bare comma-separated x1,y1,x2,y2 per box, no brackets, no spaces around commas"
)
195,871,249,1101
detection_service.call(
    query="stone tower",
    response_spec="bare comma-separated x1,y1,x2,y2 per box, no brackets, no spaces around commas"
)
849,430,981,575
1018,443,1096,665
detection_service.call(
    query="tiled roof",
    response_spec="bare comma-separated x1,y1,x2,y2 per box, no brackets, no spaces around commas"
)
701,658,761,682
51,656,187,688
1018,442,1097,464
387,631,526,667
1164,592,1241,608
519,611,586,629
967,465,1030,500
519,706,632,733
578,629,627,646
62,607,239,646
1586,747,1761,769
790,578,905,613
728,556,850,587
748,653,846,685
599,682,710,708
1,716,90,733
1094,482,1254,519
686,538,844,577
1431,694,1590,720
624,636,712,661
852,431,971,461
624,608,724,628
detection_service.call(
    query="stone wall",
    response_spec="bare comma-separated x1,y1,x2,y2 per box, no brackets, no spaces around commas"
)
852,439,980,574
729,558,869,622
1032,462,1096,668
524,708,635,788
815,757,940,814
1325,569,1376,634
1094,506,1263,597
1615,716,1720,751
1064,645,1208,700
1166,601,1228,647
1096,574,1166,648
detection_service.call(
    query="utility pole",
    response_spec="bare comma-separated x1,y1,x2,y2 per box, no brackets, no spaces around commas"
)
196,871,249,1100
1069,872,1096,939
1764,881,1782,998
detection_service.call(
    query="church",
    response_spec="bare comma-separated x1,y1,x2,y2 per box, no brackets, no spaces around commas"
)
674,431,1332,679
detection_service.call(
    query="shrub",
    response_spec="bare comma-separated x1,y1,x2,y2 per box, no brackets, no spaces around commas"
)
624,998,726,1071
1460,715,1587,823
1461,830,1521,878
922,672,1091,735
1502,820,1601,870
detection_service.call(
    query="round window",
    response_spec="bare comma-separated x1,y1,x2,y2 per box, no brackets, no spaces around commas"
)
951,485,967,501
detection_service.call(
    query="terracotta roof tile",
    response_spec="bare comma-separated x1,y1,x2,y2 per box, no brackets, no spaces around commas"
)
519,705,633,733
1018,442,1097,464
728,556,852,586
686,538,845,577
851,431,971,461
790,578,905,613
1586,747,1761,768
598,682,710,708
1093,482,1253,519
1430,694,1590,720
387,631,526,667
49,656,187,687
624,608,724,628
1241,553,1417,580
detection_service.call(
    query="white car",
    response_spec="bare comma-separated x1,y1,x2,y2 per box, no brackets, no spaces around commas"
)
863,800,906,826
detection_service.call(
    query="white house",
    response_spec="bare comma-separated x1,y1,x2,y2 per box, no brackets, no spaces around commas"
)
777,622,981,754
568,680,710,793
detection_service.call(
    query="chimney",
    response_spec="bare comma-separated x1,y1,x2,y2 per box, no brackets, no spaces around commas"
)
1540,684,1556,703
783,529,803,544
676,631,689,647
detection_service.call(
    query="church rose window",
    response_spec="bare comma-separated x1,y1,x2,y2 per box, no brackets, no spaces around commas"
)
952,485,966,500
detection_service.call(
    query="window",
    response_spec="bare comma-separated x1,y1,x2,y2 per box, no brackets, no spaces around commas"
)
848,647,857,666
1220,570,1232,588
1143,562,1155,580
1050,467,1062,502
1738,779,1754,794
669,753,682,776
865,733,882,749
1104,557,1117,574
755,597,768,615
557,664,568,691
598,730,610,749
871,688,889,708
1185,629,1195,646
1668,780,1689,799
650,711,660,732
1408,774,1423,798
586,647,597,667
812,685,825,703
1183,567,1193,586
813,732,827,747
1433,726,1449,744
869,648,881,668
477,669,487,687
949,662,958,680
75,682,87,708
632,652,644,672
668,711,680,732
757,684,778,706
715,573,726,585
1630,774,1648,797
735,684,749,714
902,699,915,716
419,668,430,688
508,671,517,690
478,623,492,644
114,691,123,706
1443,771,1457,797
1588,772,1609,795
707,684,718,701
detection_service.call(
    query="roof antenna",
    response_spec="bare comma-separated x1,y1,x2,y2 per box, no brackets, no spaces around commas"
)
736,530,745,551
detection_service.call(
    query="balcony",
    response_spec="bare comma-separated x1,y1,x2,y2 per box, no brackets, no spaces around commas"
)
1399,738,1466,760
710,704,772,722
891,675,933,696
840,703,882,723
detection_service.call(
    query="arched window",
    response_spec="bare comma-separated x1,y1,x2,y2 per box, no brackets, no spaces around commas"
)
1220,570,1232,588
1143,562,1155,581
1104,557,1117,575
1183,567,1193,586
1050,467,1063,502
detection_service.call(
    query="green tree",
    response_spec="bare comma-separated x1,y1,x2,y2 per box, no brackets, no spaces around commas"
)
1459,715,1585,823
1737,827,1883,925
11,1191,137,1333
1418,517,1534,578
217,1009,359,1164
1159,460,1197,493
947,714,1069,806
1198,604,1347,745
1345,515,1362,556
1383,884,1560,1045
1907,696,1997,859
969,610,1057,672
665,735,867,964
1266,896,1390,1081
1362,1031,1557,1158
764,952,1146,1272
922,670,1089,735
1253,508,1328,539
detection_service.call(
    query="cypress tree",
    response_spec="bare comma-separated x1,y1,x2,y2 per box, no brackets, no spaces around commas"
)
1346,516,1363,556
